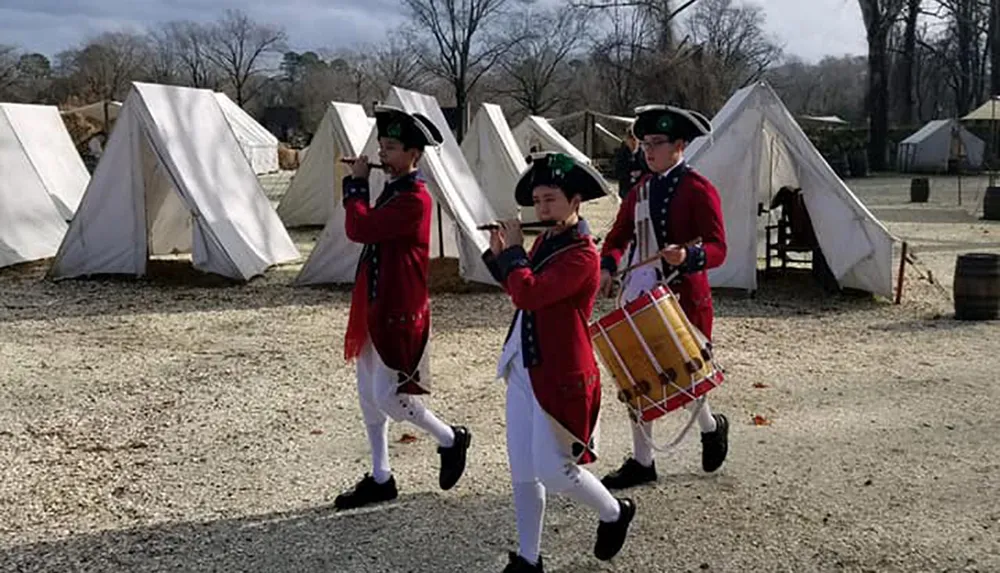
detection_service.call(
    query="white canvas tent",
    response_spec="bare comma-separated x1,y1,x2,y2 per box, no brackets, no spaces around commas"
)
277,102,374,227
461,103,529,222
61,100,122,124
296,86,497,286
897,119,984,172
512,116,591,165
962,98,1000,121
800,115,849,126
548,110,634,158
0,103,86,268
686,81,896,297
49,82,300,281
2,102,89,220
213,92,279,174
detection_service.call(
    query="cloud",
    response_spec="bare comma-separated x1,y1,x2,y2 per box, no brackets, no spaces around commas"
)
0,0,865,63
0,0,406,56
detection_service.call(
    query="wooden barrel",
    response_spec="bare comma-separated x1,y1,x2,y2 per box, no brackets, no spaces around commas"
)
953,253,1000,320
984,187,1000,221
910,178,929,203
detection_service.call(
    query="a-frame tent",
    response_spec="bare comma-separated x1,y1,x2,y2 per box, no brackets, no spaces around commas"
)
547,109,634,158
213,92,279,175
295,86,497,286
461,103,529,222
2,102,89,221
897,119,984,172
277,102,374,227
48,82,300,281
686,81,896,297
0,103,87,268
511,115,591,165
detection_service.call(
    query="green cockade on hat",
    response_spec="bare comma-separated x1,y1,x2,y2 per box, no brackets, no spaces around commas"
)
387,123,402,138
549,153,574,178
657,114,673,132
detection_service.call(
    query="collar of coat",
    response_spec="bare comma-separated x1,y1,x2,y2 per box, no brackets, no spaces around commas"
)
530,218,592,270
376,170,423,207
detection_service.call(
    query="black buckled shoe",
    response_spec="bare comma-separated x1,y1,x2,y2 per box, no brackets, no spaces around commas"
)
601,458,657,490
503,551,544,572
701,413,729,473
334,473,398,510
594,498,636,561
439,426,472,490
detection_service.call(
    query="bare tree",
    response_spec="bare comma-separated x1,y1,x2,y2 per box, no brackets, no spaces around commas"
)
206,9,286,106
767,55,867,122
915,28,953,118
686,0,783,97
914,0,991,116
936,0,989,114
65,32,149,103
590,2,653,114
858,0,907,170
496,6,588,115
147,27,180,84
894,0,921,125
574,0,701,52
329,50,379,106
401,0,521,138
164,21,218,88
370,29,429,92
991,0,1000,94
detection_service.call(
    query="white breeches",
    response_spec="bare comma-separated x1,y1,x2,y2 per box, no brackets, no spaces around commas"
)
505,362,583,493
357,339,427,425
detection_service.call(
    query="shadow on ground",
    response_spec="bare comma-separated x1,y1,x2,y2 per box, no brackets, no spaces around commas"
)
0,493,525,573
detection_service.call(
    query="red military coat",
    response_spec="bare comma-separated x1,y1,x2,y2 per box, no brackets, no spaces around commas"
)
484,220,602,465
343,171,432,395
600,162,727,339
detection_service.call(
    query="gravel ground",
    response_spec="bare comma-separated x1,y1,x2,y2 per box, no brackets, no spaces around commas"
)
1,172,998,573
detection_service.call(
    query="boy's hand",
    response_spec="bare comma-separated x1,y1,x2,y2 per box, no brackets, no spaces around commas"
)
500,219,523,247
489,229,506,256
350,155,371,179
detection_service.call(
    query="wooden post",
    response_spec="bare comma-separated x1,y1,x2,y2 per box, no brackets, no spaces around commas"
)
437,204,445,258
895,241,908,304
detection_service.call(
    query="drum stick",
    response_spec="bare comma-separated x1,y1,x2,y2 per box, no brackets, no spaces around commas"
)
613,236,703,277
339,157,385,170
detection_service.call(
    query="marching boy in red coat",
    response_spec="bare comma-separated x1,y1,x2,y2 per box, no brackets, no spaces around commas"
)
334,105,471,510
484,153,636,572
599,105,731,490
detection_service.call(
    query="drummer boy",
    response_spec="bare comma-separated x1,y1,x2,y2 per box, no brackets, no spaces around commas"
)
597,104,731,489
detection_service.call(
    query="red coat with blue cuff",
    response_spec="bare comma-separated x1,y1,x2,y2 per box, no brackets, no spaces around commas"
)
483,220,602,464
343,171,432,395
600,162,727,339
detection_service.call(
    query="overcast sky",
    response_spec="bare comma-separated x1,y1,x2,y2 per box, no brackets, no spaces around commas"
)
0,0,866,63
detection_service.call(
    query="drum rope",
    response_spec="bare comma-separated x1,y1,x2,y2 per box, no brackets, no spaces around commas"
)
633,396,705,453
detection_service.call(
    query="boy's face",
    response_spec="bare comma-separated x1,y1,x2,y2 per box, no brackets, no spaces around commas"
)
641,135,685,173
532,184,580,222
378,137,421,175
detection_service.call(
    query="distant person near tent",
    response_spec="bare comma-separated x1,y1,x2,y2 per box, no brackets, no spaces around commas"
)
613,129,648,198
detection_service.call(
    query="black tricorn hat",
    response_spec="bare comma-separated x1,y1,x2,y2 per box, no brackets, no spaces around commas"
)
374,104,444,149
632,104,712,143
514,152,608,207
